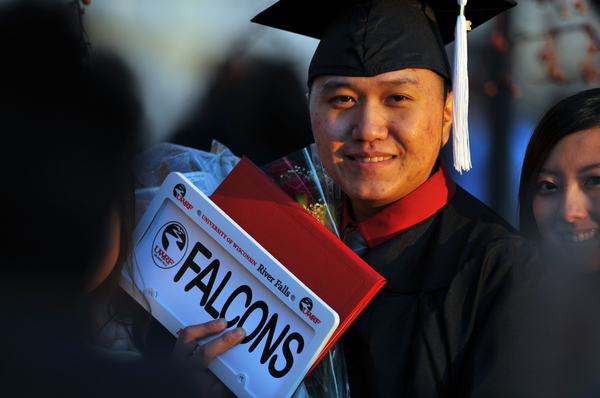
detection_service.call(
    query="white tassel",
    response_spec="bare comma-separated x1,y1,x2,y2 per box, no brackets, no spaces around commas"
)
452,0,471,173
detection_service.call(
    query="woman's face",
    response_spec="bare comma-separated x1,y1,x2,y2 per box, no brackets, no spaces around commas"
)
533,127,600,271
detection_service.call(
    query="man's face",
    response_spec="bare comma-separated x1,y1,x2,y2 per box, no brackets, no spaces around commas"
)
308,68,452,221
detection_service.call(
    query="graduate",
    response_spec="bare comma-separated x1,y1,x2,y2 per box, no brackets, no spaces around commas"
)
251,0,545,396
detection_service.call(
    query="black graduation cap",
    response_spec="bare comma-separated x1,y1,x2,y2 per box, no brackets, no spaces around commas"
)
252,0,517,173
251,0,516,82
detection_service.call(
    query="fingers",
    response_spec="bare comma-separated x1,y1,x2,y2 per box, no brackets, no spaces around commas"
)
177,318,228,345
170,319,245,369
194,327,246,368
170,319,227,365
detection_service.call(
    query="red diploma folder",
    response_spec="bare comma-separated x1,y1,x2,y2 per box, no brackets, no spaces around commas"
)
210,157,386,372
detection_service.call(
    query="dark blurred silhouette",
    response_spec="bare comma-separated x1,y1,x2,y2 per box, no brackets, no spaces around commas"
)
0,2,140,284
0,1,194,396
170,55,314,167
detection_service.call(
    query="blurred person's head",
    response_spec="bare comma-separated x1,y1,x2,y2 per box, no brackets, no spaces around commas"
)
0,0,141,294
519,88,600,271
171,55,314,166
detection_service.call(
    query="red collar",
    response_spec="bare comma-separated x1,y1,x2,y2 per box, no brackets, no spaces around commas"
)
340,160,456,248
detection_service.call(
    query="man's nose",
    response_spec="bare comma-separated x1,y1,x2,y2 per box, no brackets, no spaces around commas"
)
351,102,388,142
560,187,589,223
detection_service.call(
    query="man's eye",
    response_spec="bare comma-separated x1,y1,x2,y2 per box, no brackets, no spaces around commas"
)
329,95,356,108
389,95,406,102
332,95,354,103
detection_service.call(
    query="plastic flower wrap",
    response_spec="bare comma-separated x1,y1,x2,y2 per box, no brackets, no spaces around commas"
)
261,144,341,239
131,140,239,227
261,144,349,398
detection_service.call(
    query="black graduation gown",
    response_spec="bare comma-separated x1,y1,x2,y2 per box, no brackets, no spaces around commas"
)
342,185,543,398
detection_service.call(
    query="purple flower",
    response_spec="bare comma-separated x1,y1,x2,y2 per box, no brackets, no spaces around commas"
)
281,176,316,196
266,160,295,180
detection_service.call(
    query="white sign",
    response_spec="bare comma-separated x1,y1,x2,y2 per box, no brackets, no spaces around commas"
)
121,172,339,398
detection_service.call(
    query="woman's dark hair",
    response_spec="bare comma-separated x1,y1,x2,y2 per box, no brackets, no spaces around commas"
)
79,49,149,349
518,88,600,241
83,166,152,351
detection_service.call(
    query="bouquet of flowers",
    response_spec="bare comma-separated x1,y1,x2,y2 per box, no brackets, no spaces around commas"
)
261,144,349,398
261,144,341,239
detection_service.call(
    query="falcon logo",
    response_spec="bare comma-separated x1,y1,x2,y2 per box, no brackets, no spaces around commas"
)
174,183,193,210
173,183,186,199
299,297,321,325
152,221,189,269
299,297,313,313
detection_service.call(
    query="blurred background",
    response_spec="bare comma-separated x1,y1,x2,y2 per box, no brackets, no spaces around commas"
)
30,0,600,227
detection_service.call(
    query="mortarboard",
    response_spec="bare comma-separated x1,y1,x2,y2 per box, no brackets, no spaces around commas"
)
252,0,517,173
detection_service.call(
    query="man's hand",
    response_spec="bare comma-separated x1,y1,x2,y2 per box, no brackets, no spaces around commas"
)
170,319,245,396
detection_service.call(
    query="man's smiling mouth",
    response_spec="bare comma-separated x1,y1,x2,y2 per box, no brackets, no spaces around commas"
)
354,156,393,163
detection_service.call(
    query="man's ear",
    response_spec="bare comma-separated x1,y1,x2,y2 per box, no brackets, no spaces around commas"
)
442,90,453,147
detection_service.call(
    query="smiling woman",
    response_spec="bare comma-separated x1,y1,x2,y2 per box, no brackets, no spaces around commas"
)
533,129,600,268
519,88,600,272
517,88,600,397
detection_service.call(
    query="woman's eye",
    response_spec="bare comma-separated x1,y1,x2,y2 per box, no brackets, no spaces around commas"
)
536,180,558,194
584,176,600,187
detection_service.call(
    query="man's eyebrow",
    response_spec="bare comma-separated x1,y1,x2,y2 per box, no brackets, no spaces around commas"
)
379,77,420,88
320,77,420,92
320,80,353,91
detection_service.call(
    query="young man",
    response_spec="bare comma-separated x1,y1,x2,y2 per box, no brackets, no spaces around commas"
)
251,0,544,396
156,1,541,396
